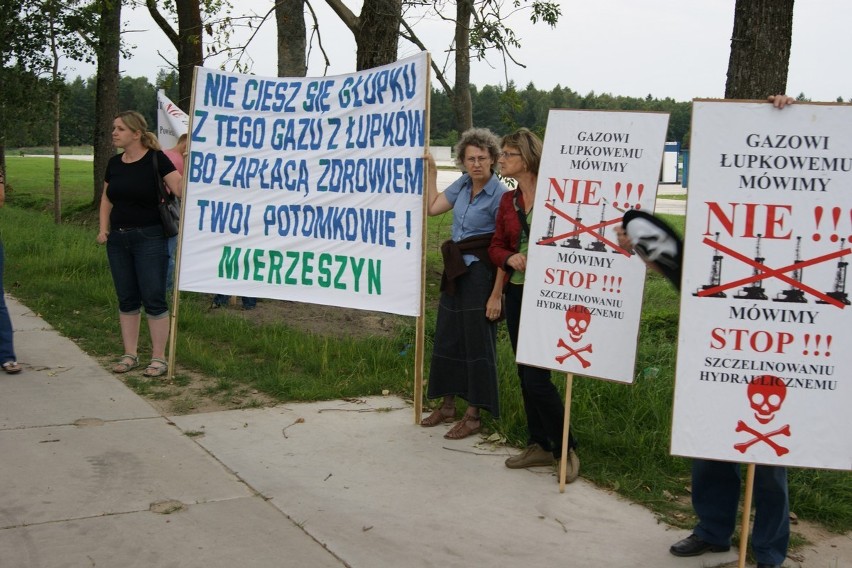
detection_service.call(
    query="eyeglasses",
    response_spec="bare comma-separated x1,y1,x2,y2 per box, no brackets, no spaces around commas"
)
465,156,491,165
499,151,521,158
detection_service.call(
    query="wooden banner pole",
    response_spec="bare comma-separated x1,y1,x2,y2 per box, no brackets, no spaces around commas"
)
165,67,197,382
737,463,757,568
413,53,432,425
558,372,574,493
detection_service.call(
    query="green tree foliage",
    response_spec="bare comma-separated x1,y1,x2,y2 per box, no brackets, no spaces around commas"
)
60,76,96,145
2,71,163,149
118,76,158,126
0,67,53,148
431,83,694,144
7,73,822,151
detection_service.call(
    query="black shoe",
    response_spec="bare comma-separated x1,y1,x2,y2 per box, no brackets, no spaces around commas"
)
756,564,781,568
669,534,730,557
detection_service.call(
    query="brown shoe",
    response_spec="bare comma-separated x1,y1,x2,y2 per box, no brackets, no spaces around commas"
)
556,448,580,483
505,443,553,469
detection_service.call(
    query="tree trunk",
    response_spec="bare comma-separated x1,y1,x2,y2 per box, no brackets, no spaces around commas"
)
452,0,473,133
276,0,307,77
725,0,794,99
50,9,61,224
175,0,203,110
92,0,121,209
355,0,401,70
52,89,61,223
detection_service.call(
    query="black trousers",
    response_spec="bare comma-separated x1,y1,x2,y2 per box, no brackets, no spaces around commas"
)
504,282,577,456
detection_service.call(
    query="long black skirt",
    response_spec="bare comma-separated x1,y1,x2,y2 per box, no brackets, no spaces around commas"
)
427,261,500,417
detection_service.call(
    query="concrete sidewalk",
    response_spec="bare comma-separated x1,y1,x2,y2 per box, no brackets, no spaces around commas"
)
1,296,848,567
0,297,345,567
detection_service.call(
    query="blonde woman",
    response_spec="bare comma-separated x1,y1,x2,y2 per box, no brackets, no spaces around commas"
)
97,111,182,377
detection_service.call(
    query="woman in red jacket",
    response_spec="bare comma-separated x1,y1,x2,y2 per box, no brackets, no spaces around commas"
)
489,128,580,483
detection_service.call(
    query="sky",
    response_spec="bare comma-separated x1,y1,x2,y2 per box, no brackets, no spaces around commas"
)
65,0,852,103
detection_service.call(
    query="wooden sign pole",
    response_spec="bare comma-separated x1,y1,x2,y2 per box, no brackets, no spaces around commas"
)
737,463,756,568
558,373,574,493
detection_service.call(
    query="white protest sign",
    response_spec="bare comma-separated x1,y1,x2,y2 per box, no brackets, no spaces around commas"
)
157,89,189,147
178,53,428,316
517,110,669,383
673,100,852,470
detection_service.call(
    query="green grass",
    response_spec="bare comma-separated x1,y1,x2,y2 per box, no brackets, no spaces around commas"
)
2,157,849,536
4,156,96,213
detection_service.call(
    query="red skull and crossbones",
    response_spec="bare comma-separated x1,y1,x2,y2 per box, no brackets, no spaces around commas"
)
555,305,593,368
734,375,791,457
747,374,787,424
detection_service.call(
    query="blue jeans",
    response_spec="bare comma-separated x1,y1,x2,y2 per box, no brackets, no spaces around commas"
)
0,240,16,363
213,295,257,309
692,459,789,565
106,226,169,318
166,235,177,292
505,283,576,456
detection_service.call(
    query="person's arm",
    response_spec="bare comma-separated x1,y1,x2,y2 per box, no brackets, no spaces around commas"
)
425,152,452,216
489,195,516,270
97,184,112,244
485,266,505,321
0,171,5,208
164,170,182,198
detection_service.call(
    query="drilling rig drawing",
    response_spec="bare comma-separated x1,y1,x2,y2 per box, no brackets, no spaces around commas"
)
560,203,583,249
817,237,851,305
734,234,768,300
694,232,727,297
774,236,807,303
585,203,608,252
537,198,557,246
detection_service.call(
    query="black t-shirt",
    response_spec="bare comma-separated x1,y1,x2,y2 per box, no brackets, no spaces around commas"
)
104,150,176,229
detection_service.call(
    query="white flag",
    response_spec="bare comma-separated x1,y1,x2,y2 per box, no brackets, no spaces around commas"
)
156,89,189,147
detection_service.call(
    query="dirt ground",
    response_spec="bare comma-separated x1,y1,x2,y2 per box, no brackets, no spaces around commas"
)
226,297,404,339
111,299,405,417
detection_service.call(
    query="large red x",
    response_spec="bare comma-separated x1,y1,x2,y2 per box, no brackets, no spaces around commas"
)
696,237,850,308
538,202,631,257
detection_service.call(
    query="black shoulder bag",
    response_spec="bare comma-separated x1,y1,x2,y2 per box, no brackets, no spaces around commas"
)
153,152,180,238
512,189,531,238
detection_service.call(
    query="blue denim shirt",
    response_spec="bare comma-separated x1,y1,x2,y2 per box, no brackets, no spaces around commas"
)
443,172,508,265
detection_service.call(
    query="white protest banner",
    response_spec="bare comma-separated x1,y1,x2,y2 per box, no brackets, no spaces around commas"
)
517,110,669,383
673,100,852,470
179,53,428,316
157,90,189,147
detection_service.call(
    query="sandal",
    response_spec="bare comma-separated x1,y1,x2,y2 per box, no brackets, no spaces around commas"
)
420,407,455,427
443,415,481,440
143,358,169,378
112,354,139,374
2,361,22,374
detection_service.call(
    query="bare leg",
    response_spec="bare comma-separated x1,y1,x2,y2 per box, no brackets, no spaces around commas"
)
119,313,141,356
420,395,457,426
147,316,170,360
444,405,482,439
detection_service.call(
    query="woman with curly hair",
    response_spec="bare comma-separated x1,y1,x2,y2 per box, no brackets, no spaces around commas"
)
420,128,509,439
